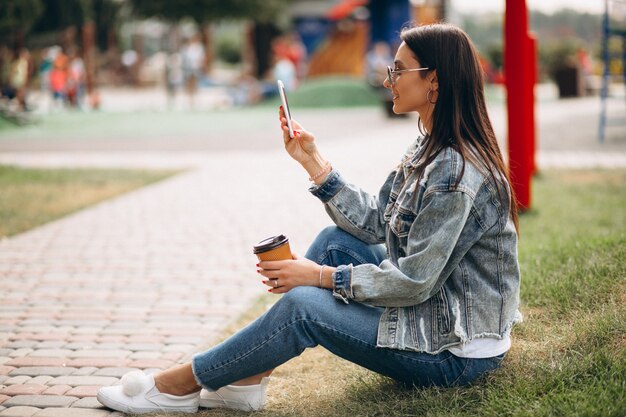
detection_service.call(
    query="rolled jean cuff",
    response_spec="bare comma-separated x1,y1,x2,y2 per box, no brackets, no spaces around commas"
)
332,264,353,304
190,353,213,391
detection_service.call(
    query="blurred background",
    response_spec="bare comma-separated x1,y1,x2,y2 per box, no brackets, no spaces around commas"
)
0,0,623,117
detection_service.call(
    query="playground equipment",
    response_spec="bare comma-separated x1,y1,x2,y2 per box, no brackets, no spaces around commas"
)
599,0,626,142
505,0,536,211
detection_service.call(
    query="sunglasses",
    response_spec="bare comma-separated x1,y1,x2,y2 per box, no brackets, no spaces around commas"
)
386,65,430,86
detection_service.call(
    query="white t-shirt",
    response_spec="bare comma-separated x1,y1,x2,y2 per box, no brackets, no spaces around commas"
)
447,334,511,358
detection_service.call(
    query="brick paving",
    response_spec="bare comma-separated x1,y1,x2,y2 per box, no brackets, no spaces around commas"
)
0,148,342,416
0,89,625,415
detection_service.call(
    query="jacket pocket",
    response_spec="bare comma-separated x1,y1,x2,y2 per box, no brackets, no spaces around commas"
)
389,208,416,238
383,191,398,223
436,287,451,334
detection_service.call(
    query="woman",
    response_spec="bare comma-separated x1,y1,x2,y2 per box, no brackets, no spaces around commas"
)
98,23,522,414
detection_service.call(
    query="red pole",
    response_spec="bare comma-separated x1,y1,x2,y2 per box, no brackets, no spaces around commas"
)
527,34,537,175
504,0,535,210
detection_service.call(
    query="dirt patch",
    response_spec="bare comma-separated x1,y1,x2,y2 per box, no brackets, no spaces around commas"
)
553,169,626,186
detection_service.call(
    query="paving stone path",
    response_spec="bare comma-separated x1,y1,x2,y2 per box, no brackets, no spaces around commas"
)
0,149,341,416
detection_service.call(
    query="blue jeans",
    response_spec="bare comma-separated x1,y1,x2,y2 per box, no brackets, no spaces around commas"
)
192,226,504,389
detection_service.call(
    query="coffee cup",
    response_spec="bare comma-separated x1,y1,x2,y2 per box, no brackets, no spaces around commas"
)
253,235,292,261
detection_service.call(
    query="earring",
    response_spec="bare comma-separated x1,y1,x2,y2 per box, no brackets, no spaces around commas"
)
427,89,437,104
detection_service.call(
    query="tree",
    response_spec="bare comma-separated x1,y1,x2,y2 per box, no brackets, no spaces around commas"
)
27,0,124,94
0,0,45,47
128,0,293,76
129,0,291,24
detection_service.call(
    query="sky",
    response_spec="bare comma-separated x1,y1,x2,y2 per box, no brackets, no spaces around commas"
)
451,0,605,15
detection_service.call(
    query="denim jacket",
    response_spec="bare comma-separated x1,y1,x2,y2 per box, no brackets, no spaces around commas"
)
310,138,522,354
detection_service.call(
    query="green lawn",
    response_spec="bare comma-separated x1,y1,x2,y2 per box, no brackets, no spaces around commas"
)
261,76,381,108
0,165,178,238
186,169,625,417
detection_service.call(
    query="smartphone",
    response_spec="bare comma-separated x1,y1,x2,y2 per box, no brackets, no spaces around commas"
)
277,80,294,139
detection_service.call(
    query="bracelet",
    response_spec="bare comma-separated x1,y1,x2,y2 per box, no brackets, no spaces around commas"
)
308,162,331,182
319,265,325,288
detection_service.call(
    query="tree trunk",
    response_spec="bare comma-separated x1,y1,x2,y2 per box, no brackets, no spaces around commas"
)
252,22,280,79
242,21,256,77
200,23,214,74
82,20,96,94
61,26,78,53
106,27,122,85
12,27,25,51
132,31,144,85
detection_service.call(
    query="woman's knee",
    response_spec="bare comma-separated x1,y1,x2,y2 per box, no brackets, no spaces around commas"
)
316,225,344,240
280,286,321,307
274,286,328,318
305,226,343,262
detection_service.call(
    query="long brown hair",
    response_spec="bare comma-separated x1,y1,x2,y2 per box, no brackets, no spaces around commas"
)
400,23,519,231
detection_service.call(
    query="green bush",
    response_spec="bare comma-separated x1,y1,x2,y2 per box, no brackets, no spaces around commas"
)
539,38,582,79
216,34,242,64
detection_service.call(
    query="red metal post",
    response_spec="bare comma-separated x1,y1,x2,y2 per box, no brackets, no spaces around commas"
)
504,0,535,210
527,34,537,175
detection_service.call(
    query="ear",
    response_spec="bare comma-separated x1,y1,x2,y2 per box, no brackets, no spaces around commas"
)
430,70,439,91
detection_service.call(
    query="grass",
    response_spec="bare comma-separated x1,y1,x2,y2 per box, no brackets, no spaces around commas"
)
0,79,380,143
0,109,277,141
0,165,178,238
266,77,381,108
179,169,625,417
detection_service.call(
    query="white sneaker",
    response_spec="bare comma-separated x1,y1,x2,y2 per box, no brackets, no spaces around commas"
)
199,377,270,411
97,371,199,414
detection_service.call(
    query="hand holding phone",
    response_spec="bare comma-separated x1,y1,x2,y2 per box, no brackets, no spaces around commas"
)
277,80,294,139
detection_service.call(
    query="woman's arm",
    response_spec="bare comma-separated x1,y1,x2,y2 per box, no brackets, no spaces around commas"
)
257,254,336,294
312,170,394,245
280,107,391,244
333,189,477,307
257,190,475,304
280,107,331,185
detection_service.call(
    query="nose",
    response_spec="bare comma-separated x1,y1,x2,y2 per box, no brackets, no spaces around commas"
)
383,77,392,89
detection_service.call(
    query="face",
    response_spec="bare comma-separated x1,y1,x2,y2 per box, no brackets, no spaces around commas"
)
384,42,437,118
